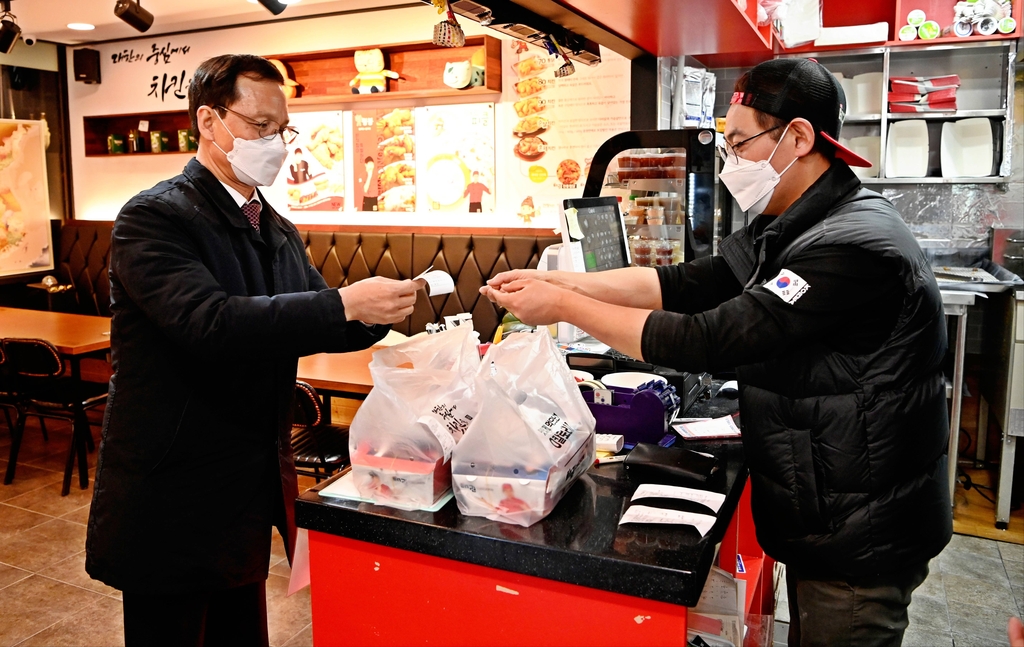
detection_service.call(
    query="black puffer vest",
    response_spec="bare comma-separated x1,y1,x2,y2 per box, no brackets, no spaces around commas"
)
721,163,952,579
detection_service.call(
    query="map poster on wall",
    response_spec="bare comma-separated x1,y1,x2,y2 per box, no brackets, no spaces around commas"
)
352,108,416,213
263,111,346,213
0,120,52,277
502,42,630,223
418,104,495,213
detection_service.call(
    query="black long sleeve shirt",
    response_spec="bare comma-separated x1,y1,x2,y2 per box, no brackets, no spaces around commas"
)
640,214,906,374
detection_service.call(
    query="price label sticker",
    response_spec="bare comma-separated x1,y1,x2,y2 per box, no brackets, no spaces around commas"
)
138,120,150,132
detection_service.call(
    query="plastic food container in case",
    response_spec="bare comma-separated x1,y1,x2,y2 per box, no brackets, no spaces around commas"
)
618,166,686,180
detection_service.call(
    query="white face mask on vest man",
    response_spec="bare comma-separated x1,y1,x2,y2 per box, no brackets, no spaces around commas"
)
211,110,288,187
719,122,799,218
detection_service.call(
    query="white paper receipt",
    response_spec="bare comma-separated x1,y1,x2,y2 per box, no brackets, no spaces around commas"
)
618,505,716,537
414,269,455,296
563,207,584,240
674,415,741,440
630,483,726,513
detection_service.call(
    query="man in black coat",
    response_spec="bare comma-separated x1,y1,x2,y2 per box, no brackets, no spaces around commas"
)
85,54,419,647
482,59,950,647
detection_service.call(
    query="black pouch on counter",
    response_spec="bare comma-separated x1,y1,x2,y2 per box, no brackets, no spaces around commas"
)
623,443,719,485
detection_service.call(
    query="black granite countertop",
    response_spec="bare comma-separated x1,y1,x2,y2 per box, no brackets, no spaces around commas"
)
296,387,744,607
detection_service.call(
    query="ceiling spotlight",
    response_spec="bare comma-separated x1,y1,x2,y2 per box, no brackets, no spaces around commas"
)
0,1,21,55
114,0,153,33
256,0,287,15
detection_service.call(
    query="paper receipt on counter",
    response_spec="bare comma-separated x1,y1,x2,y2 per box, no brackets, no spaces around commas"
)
630,483,726,513
673,415,741,440
414,268,455,296
618,505,716,536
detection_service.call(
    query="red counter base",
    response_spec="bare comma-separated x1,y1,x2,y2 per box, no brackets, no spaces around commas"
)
308,533,689,646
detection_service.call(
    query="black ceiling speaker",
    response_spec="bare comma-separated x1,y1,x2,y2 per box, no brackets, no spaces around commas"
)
257,0,287,16
114,0,154,33
73,48,101,84
0,0,21,55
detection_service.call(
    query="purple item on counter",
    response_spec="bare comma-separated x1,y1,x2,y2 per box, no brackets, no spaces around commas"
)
582,386,668,445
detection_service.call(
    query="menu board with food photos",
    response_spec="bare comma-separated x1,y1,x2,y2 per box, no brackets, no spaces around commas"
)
0,119,52,277
352,107,416,213
418,104,495,213
502,41,630,224
262,110,345,213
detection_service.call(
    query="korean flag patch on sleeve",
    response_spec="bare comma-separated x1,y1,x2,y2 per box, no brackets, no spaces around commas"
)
764,269,810,304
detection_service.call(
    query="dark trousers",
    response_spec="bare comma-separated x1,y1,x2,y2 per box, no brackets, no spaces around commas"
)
787,561,929,647
469,201,482,213
122,581,269,647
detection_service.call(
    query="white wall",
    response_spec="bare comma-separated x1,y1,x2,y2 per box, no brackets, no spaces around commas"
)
66,6,629,228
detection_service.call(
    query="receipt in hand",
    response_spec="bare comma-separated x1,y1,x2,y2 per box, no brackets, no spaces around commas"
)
414,268,455,296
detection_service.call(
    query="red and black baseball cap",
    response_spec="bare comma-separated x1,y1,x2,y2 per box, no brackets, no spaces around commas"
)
730,57,872,168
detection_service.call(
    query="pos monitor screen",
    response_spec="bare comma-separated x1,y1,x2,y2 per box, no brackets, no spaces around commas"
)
559,196,630,273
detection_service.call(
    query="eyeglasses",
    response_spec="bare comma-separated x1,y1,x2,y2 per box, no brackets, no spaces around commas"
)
215,105,299,145
716,124,785,163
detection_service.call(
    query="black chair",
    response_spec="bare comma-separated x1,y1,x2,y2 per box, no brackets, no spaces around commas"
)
2,338,108,495
0,343,19,433
291,381,350,483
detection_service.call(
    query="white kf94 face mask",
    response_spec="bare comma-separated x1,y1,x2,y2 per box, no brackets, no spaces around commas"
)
719,123,798,218
212,111,288,187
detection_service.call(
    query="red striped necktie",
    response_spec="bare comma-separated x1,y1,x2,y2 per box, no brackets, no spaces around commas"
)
242,199,261,232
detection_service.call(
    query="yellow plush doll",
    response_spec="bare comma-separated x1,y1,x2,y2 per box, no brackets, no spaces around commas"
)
350,49,398,94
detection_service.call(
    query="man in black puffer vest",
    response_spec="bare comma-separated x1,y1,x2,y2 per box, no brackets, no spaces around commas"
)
482,58,950,646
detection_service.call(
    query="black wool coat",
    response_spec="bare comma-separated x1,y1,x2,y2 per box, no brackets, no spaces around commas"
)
86,158,386,593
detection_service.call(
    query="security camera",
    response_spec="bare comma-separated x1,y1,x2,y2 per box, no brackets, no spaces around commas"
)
22,34,37,46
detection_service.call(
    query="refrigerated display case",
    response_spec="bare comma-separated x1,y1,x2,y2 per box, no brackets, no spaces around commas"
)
581,128,724,265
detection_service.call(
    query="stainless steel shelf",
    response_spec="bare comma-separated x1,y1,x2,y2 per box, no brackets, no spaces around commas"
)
886,109,1006,120
845,114,882,123
605,179,685,192
862,176,1010,184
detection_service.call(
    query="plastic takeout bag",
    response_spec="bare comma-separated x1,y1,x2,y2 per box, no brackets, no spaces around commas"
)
452,332,596,526
349,325,481,510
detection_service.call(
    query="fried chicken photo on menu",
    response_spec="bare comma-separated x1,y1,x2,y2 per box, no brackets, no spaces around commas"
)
379,134,414,166
306,124,344,169
513,115,550,136
513,97,546,118
514,136,545,159
513,56,548,79
378,162,415,193
556,159,581,185
376,109,414,140
514,77,546,98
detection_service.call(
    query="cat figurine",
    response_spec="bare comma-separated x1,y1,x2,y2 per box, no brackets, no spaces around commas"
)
442,60,485,89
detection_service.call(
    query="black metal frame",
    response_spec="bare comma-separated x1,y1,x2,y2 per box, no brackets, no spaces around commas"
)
581,128,720,262
1,338,106,495
292,381,350,483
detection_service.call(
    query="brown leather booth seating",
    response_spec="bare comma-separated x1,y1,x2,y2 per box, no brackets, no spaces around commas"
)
57,221,559,340
299,230,559,339
57,222,113,317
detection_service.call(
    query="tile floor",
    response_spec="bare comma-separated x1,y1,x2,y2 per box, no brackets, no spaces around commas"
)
3,415,1022,647
773,534,1024,647
0,416,314,647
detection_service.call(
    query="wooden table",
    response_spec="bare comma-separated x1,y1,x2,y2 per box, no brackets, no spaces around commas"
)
0,307,111,495
297,345,379,402
0,307,111,355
